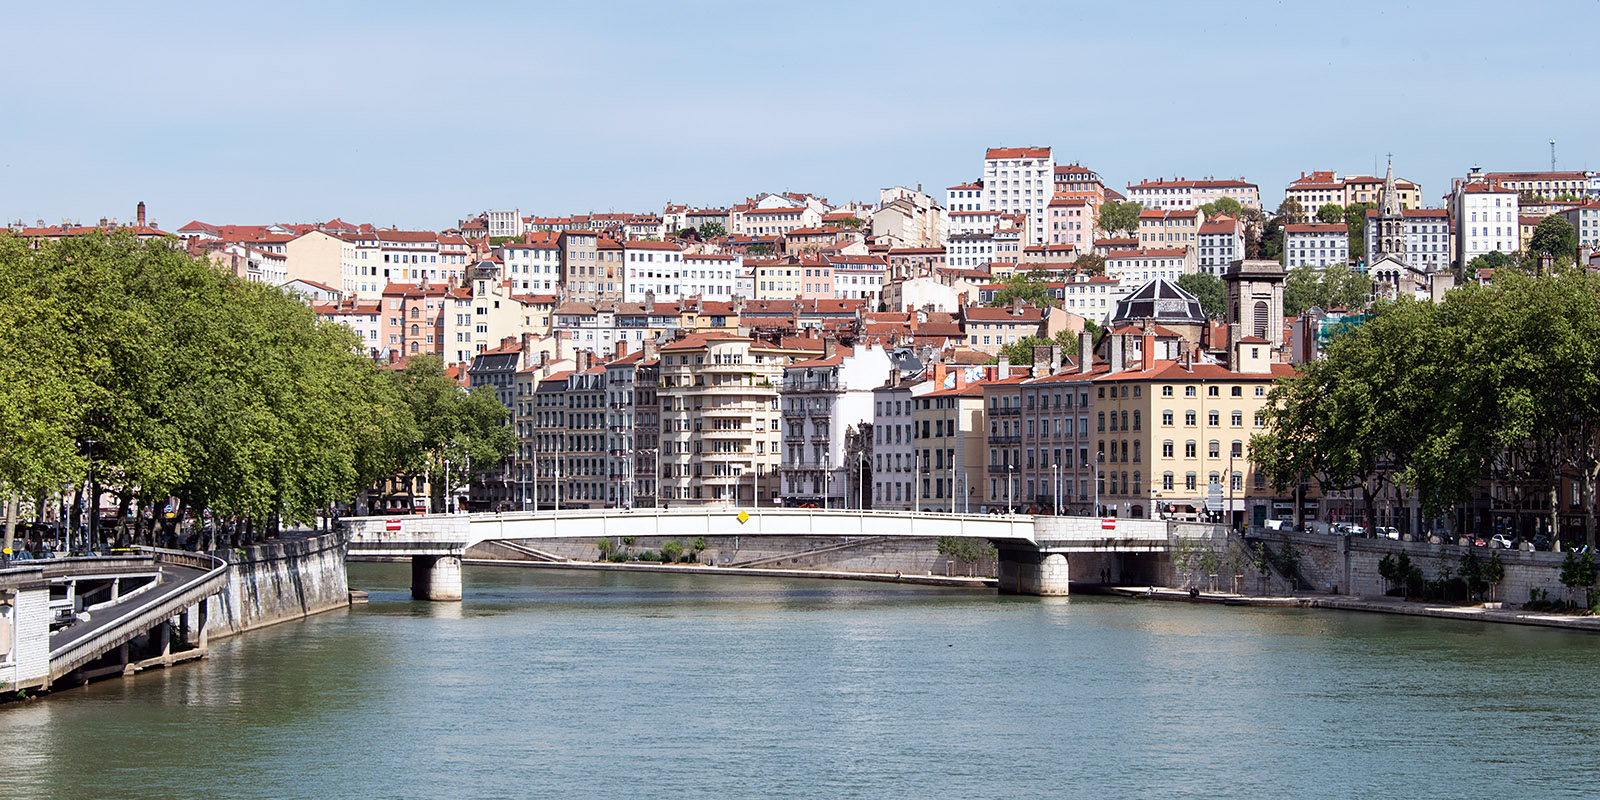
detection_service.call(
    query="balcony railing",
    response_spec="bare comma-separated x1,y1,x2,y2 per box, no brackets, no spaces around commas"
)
990,407,1021,417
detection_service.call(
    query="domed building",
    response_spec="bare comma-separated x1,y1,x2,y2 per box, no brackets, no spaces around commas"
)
1108,278,1208,346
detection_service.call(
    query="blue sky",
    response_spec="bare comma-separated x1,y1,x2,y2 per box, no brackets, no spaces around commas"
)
4,1,1595,230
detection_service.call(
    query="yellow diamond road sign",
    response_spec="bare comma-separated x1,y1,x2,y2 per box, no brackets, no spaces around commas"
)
737,510,750,524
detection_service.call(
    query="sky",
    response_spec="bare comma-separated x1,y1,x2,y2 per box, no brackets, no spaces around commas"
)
4,1,1597,231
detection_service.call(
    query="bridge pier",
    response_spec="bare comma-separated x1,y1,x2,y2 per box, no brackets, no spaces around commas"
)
411,555,463,601
996,549,1070,596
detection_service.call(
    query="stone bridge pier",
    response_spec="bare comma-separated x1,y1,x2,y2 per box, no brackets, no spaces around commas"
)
411,554,463,601
996,547,1072,596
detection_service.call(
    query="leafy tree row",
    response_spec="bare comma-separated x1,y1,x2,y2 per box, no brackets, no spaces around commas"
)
0,231,512,547
1252,269,1600,542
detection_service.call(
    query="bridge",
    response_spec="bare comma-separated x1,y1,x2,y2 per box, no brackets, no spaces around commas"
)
2,548,227,692
343,508,1192,599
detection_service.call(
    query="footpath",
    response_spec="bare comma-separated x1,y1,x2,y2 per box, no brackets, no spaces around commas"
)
1105,585,1600,633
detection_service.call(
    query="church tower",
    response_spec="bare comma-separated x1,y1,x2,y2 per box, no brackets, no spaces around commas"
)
1375,158,1406,263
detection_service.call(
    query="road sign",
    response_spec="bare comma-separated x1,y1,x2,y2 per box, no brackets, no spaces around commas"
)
737,510,750,524
1101,518,1116,530
1207,483,1224,512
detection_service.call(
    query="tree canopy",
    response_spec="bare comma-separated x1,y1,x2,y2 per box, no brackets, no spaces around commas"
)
1528,215,1578,266
987,270,1061,309
1276,198,1307,225
1253,269,1600,536
1316,203,1345,224
1198,196,1244,220
1283,264,1372,316
1176,272,1226,319
1097,201,1143,236
697,221,727,239
0,231,511,544
1073,252,1106,276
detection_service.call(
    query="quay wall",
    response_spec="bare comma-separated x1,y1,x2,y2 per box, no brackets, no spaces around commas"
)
203,532,349,638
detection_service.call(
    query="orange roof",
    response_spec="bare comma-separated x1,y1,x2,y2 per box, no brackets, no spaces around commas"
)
986,147,1051,160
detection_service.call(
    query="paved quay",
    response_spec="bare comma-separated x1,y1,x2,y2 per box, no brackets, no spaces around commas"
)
1107,586,1600,632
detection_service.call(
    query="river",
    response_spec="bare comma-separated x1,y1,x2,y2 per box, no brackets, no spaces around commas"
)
3,562,1598,798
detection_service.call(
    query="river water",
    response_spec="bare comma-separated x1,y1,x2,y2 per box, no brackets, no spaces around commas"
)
3,562,1598,799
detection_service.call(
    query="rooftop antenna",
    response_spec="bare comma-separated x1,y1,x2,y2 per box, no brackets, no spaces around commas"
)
1550,139,1557,172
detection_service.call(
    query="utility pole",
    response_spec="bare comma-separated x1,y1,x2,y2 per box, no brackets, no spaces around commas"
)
913,450,920,513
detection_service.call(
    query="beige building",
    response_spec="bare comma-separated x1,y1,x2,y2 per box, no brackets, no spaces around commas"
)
912,376,991,512
283,229,345,290
1091,332,1292,524
656,332,817,506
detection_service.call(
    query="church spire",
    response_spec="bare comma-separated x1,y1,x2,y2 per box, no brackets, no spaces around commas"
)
1381,157,1401,217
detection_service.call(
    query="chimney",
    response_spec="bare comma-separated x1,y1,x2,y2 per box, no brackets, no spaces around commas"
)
615,339,628,358
1078,329,1094,374
998,354,1011,378
136,201,146,227
1109,333,1125,374
1049,345,1062,375
642,338,658,361
932,362,948,388
889,367,901,388
1142,331,1156,366
823,338,837,359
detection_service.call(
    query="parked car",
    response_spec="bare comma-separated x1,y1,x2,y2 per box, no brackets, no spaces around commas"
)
1490,534,1516,549
1376,526,1400,540
1332,523,1366,537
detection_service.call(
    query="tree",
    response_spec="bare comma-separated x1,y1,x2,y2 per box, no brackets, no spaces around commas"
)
1316,203,1345,224
999,335,1057,365
1527,215,1578,269
988,270,1060,309
1258,216,1284,261
1484,552,1505,600
1342,203,1375,263
1198,196,1243,220
661,539,685,562
698,221,727,239
824,216,864,229
1176,272,1226,319
1073,252,1106,276
1283,265,1322,316
388,356,517,512
1466,251,1516,276
1275,198,1307,225
1097,200,1143,237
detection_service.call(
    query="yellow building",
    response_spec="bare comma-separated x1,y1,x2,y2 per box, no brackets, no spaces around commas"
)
1092,337,1293,526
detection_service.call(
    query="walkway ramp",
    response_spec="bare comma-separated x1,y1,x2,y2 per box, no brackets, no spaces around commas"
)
47,548,227,684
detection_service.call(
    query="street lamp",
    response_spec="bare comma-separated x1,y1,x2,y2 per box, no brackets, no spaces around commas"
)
1052,463,1060,516
1006,461,1015,515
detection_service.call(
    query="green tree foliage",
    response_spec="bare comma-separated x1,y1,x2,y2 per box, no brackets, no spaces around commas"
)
1097,200,1143,236
998,336,1058,365
1315,203,1345,224
1073,252,1106,276
1276,198,1307,225
1528,215,1578,267
1466,251,1517,275
1198,196,1243,221
1258,216,1283,261
1175,272,1226,319
1255,270,1600,531
987,270,1061,309
1282,264,1372,316
824,216,864,229
0,231,409,541
697,221,728,239
387,356,515,511
936,536,995,563
1342,203,1375,262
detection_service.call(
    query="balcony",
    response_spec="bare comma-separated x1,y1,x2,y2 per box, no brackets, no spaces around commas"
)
782,379,838,393
810,434,832,444
987,435,1021,446
990,407,1021,417
699,404,760,416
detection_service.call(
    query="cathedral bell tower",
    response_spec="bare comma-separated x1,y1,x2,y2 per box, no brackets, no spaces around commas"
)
1376,158,1405,263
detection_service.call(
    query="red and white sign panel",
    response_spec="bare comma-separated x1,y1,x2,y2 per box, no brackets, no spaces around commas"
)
1101,519,1117,530
385,519,403,531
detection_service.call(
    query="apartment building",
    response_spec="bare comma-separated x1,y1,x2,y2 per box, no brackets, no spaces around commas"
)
983,146,1054,244
1197,216,1244,275
947,181,984,213
1450,172,1520,266
1127,178,1260,210
1558,201,1600,247
828,255,888,301
1047,195,1096,251
778,344,891,507
871,371,936,510
1091,333,1290,524
501,232,561,292
1104,248,1195,288
620,240,685,303
1484,171,1590,198
1137,208,1204,249
656,333,807,507
913,376,990,513
1361,208,1452,273
1285,171,1421,211
1282,223,1350,268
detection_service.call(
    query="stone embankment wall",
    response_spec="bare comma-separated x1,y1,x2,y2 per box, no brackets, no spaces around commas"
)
203,532,349,638
471,535,1000,578
1249,529,1572,602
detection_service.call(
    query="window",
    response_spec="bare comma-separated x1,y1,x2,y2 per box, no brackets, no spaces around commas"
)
1162,386,1173,397
1231,386,1243,397
1231,411,1243,427
1185,410,1196,426
1208,386,1220,397
1185,386,1197,397
1209,441,1220,458
1162,440,1174,458
1133,411,1141,430
1208,411,1220,426
1185,473,1197,490
1162,410,1174,426
1231,440,1243,457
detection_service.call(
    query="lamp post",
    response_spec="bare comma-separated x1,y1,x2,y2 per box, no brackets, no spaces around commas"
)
1052,463,1060,516
1006,462,1014,515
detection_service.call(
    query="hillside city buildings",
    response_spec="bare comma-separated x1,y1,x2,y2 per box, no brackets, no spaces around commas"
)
13,146,1600,532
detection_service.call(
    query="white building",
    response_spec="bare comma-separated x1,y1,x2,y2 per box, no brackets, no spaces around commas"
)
1559,201,1600,247
871,369,936,510
946,232,997,269
827,255,888,301
621,240,686,303
1196,216,1244,275
1282,223,1350,269
1126,178,1261,210
486,210,523,238
982,146,1054,245
1104,248,1196,288
500,232,562,292
1450,170,1519,267
779,344,892,507
680,253,743,301
1361,208,1452,273
947,181,984,213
